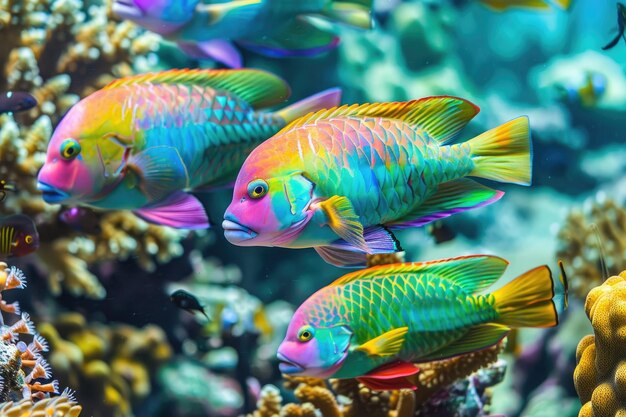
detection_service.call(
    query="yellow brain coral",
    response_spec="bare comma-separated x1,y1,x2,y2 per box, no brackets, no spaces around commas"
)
574,271,626,417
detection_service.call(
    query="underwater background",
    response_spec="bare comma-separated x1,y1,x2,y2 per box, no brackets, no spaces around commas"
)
0,0,624,416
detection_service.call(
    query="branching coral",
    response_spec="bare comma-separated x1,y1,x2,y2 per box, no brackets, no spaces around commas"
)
38,313,171,417
574,270,626,417
0,0,187,299
556,197,626,299
0,388,82,417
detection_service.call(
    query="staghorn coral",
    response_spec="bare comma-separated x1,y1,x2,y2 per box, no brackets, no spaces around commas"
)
556,197,626,299
38,312,171,417
0,0,187,299
0,388,82,417
573,270,626,417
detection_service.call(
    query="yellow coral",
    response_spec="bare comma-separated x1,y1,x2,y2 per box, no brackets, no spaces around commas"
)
0,389,82,417
574,271,626,417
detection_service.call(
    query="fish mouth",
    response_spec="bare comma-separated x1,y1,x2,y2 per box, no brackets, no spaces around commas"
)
37,182,69,204
277,352,304,375
222,217,258,243
112,0,144,18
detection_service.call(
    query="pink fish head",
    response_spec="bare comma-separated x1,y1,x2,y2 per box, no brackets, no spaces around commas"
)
223,162,316,247
37,90,134,205
277,307,352,379
112,0,198,35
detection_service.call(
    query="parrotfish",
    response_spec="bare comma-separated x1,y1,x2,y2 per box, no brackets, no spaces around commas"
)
0,215,40,258
277,255,568,390
0,91,37,114
112,0,373,68
223,97,532,267
36,69,341,229
603,3,626,50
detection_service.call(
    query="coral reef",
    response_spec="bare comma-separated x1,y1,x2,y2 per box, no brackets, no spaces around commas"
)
556,197,626,299
38,313,171,417
0,0,186,298
574,270,626,417
0,388,82,417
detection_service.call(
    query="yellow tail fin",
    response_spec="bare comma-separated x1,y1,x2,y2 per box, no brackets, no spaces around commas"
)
469,116,532,186
491,265,560,328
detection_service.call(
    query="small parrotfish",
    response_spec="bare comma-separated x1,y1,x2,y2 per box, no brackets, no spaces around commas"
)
112,0,373,68
277,255,568,391
478,0,572,11
0,215,40,259
36,69,341,229
223,96,532,267
603,3,626,50
554,71,606,108
0,91,37,115
0,180,16,203
171,289,210,320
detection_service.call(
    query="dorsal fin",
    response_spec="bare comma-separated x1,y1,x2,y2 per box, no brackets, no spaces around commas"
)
277,96,480,145
103,69,291,109
330,255,508,294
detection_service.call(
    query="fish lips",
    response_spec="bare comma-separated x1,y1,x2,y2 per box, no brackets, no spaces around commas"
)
277,352,305,375
222,217,258,243
37,182,70,204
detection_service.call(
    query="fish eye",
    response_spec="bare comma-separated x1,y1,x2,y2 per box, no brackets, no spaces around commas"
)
25,235,32,244
247,179,268,199
297,326,314,342
60,138,81,160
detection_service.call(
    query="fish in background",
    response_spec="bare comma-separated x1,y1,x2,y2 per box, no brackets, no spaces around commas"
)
277,255,568,390
36,68,341,229
171,289,210,320
471,0,572,11
58,207,102,234
603,3,626,50
554,71,606,108
0,180,16,203
426,220,457,244
112,0,373,68
223,96,532,267
0,91,37,114
0,215,40,258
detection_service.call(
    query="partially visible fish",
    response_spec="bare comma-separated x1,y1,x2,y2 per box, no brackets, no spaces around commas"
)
0,91,37,114
0,215,40,258
0,180,16,203
171,289,210,320
112,0,373,68
554,71,606,108
426,221,457,244
58,207,102,234
603,3,626,50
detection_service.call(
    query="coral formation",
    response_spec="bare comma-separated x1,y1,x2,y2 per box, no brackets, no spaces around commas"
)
38,313,171,417
574,270,626,417
0,388,82,417
0,0,186,298
556,197,626,299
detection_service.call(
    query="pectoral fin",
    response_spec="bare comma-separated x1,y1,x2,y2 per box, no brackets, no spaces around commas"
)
314,246,367,268
134,191,209,230
317,195,367,252
127,146,189,202
177,40,242,68
355,327,408,357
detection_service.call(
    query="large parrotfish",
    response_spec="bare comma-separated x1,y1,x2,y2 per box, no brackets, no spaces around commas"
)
112,0,373,68
277,255,568,390
223,97,532,266
37,69,341,229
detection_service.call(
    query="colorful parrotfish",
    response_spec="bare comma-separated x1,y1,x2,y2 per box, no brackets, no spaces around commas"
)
277,255,568,391
37,69,341,229
112,0,373,68
223,97,532,267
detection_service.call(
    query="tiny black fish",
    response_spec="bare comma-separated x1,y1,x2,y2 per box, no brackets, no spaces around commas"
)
0,91,37,114
0,180,16,202
603,3,626,50
170,289,209,320
0,214,40,259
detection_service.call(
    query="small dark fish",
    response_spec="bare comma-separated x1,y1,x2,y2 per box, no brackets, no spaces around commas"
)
426,221,457,244
170,289,209,320
0,215,39,258
0,91,37,114
603,3,626,50
0,180,16,202
58,207,101,234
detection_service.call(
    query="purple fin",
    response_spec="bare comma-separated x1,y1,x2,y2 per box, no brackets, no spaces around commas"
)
134,191,209,230
331,226,402,253
178,40,243,68
314,246,366,268
277,88,342,123
388,179,503,230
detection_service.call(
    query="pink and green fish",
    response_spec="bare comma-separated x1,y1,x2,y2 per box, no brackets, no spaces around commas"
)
37,69,341,229
112,0,372,68
223,97,532,267
277,255,568,391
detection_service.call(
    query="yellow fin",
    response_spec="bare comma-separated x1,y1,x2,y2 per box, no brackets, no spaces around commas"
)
318,196,367,252
330,255,508,293
356,327,408,357
104,69,290,109
278,96,479,145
